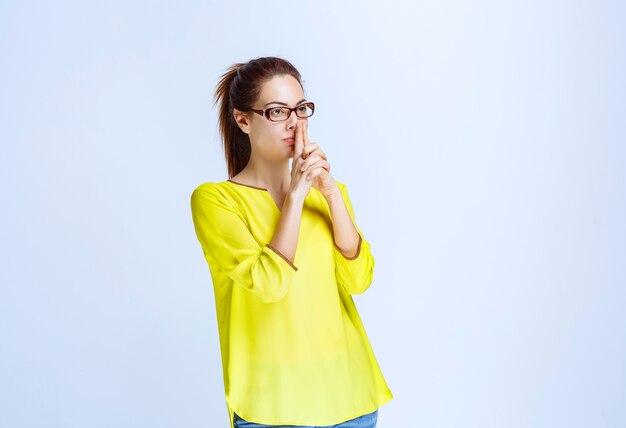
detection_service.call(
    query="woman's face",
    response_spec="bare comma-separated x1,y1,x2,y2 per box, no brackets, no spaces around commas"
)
239,74,308,160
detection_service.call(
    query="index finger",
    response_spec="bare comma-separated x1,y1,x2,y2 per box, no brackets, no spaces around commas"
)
293,121,305,158
302,120,311,148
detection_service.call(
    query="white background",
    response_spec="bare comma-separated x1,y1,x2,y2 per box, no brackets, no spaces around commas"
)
1,1,624,427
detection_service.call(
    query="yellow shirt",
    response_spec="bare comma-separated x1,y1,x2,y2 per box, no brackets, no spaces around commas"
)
190,179,393,427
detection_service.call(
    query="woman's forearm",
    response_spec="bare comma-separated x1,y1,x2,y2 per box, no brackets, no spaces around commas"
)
267,192,306,267
325,188,360,258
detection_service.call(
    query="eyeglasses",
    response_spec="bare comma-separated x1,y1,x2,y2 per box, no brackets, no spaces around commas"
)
249,102,315,122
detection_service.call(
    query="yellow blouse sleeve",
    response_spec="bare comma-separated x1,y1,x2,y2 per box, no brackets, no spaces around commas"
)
332,182,375,295
190,184,298,303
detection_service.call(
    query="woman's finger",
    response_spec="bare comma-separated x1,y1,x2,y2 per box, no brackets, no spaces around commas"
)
293,122,304,160
302,142,317,158
303,120,311,146
304,159,330,175
300,153,323,172
306,162,331,179
303,145,327,161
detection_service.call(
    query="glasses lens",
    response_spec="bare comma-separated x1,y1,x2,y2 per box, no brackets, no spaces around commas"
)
296,103,314,118
268,107,290,121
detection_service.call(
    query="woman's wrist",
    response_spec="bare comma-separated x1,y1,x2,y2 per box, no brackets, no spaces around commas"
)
285,191,307,208
323,186,343,205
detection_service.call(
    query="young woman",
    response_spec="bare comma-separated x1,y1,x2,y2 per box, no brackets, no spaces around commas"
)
190,56,393,428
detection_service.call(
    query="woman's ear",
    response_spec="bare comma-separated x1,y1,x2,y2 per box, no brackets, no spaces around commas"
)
233,109,251,134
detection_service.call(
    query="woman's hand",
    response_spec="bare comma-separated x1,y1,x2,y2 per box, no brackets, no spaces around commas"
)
297,121,338,198
289,121,337,200
288,122,322,200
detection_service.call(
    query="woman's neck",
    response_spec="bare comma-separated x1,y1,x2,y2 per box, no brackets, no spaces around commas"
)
233,162,291,194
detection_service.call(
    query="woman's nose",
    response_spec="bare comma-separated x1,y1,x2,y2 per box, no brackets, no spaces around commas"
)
287,115,299,129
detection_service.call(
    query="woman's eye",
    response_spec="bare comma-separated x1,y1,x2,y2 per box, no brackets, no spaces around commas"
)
270,108,282,115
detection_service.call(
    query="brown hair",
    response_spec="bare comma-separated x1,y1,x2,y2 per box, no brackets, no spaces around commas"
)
213,56,304,178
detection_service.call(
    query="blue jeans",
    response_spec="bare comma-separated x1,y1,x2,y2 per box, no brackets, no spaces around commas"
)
233,409,378,428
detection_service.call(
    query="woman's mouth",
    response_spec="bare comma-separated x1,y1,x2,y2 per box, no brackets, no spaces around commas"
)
283,138,295,144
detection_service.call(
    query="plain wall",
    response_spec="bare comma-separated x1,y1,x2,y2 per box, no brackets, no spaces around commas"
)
1,1,624,427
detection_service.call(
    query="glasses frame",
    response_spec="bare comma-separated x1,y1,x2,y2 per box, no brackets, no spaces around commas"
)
249,102,315,122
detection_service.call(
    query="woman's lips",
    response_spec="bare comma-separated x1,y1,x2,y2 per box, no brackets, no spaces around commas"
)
283,138,295,144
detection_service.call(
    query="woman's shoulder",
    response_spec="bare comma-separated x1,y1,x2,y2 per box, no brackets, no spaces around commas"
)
190,179,269,207
190,181,231,205
192,180,225,191
192,180,223,194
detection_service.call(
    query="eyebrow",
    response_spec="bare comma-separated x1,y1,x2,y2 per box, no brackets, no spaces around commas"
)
264,98,307,107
